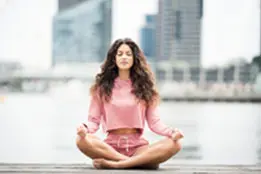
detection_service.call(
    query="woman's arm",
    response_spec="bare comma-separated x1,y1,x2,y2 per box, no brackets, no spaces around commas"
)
146,104,174,138
83,93,103,134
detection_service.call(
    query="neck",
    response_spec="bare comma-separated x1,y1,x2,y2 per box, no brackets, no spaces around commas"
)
118,70,130,80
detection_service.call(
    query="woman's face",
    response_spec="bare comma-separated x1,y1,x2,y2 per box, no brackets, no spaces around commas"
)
115,44,134,71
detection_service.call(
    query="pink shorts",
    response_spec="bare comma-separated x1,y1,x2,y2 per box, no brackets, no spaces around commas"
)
104,133,149,157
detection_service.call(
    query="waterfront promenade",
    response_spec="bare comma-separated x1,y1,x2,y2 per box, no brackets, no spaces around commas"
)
159,82,261,102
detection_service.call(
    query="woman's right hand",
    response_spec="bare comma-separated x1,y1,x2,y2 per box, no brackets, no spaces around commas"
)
77,123,88,138
171,128,184,141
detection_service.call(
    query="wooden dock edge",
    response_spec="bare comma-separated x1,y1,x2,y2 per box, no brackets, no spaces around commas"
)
0,163,260,173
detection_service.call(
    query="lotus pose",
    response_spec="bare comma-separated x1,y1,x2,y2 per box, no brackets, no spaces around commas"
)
76,38,184,169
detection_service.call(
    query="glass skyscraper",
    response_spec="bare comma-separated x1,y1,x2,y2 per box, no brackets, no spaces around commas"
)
58,0,89,11
52,0,112,66
140,14,157,61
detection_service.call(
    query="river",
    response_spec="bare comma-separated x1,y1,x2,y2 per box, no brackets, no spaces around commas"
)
0,91,260,165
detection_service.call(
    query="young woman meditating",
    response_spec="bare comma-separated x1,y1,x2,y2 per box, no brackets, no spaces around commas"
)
76,38,184,169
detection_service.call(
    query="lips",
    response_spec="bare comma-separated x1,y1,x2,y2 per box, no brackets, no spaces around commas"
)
120,61,128,65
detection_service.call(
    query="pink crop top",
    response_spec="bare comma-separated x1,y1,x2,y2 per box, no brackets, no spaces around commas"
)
84,77,174,138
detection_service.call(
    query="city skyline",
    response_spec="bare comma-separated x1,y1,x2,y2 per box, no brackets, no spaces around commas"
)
0,0,260,69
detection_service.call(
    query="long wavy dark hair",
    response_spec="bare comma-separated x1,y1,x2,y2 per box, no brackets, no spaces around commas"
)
90,38,159,107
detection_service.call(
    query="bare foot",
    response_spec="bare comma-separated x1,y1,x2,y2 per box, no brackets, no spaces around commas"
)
93,158,118,169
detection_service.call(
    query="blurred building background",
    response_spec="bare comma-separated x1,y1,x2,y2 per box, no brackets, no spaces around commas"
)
0,61,23,73
138,0,259,88
0,0,260,93
52,0,112,66
140,14,157,62
156,0,203,67
52,0,260,88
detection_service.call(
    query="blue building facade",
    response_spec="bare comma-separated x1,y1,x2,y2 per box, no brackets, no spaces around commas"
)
140,14,157,61
52,0,112,66
58,0,89,11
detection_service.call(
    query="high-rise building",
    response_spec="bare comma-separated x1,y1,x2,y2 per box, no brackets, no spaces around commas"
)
52,0,112,66
259,0,261,56
140,14,157,61
156,0,203,67
58,0,89,11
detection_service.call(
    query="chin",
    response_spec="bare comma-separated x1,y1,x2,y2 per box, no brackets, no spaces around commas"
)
119,67,131,71
118,65,132,71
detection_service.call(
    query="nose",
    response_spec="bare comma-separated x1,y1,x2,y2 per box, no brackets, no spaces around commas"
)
121,57,128,61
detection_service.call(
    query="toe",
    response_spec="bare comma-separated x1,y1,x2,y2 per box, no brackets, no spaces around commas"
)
92,159,104,169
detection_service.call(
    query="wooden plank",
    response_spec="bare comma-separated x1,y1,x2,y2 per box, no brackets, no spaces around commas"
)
0,163,260,174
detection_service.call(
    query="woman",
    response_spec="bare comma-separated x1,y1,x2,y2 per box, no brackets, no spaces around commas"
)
76,38,184,169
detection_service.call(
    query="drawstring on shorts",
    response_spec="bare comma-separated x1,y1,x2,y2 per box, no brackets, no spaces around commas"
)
117,136,129,152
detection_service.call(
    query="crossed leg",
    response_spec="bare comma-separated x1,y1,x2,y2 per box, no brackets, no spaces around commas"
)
93,137,182,169
76,134,129,161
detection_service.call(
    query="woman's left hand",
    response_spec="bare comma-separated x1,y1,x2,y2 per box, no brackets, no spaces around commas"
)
171,128,184,141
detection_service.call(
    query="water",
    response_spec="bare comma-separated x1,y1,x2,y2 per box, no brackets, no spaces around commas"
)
0,92,261,165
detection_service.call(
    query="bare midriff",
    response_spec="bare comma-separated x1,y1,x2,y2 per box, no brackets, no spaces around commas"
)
108,128,140,135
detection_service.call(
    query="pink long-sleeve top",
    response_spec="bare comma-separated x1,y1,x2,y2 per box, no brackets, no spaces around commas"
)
85,77,174,138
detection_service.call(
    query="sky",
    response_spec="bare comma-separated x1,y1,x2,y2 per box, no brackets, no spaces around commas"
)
0,0,260,69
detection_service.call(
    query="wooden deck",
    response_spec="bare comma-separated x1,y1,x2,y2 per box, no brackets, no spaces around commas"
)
0,163,261,174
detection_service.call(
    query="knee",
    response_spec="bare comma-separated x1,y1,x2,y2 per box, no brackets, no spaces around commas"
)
173,140,182,152
75,135,92,150
75,136,84,149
